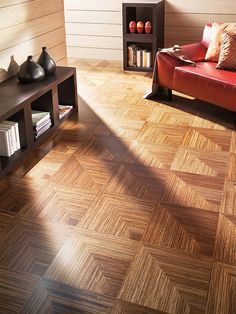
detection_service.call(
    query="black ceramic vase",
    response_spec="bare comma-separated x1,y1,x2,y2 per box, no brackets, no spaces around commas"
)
17,56,45,83
38,47,56,76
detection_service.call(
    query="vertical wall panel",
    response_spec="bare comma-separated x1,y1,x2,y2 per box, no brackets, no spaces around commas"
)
64,0,236,61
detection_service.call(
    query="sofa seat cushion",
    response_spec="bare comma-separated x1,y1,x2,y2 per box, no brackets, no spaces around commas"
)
173,62,236,111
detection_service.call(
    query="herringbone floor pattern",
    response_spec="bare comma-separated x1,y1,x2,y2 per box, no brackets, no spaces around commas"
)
0,58,236,313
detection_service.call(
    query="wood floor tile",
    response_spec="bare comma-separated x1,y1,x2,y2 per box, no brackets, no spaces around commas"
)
45,229,139,298
137,122,188,146
79,193,156,241
119,244,212,313
129,141,178,169
0,211,16,234
10,150,48,177
171,147,229,178
112,300,167,314
0,265,39,314
19,182,97,226
143,203,219,257
1,59,236,311
230,131,236,152
25,149,72,181
214,214,236,265
107,118,145,140
21,279,115,314
182,127,232,151
206,262,236,314
75,135,132,162
104,163,168,201
226,153,236,180
220,179,236,215
191,107,236,130
121,106,154,122
0,176,43,213
0,216,73,276
147,108,195,126
162,171,224,212
50,155,119,192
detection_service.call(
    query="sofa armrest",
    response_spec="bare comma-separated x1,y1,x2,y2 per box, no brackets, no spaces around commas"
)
181,43,207,62
156,42,207,90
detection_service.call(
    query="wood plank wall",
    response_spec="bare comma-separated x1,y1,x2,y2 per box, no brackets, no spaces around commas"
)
0,0,67,82
64,0,236,61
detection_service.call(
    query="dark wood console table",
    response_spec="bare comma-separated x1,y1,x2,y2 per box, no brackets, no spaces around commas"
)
0,66,78,176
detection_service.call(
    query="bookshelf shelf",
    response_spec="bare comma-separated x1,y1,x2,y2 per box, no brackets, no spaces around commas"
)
0,66,78,176
122,1,164,72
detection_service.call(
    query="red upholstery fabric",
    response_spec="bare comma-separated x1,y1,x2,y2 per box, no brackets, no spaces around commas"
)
157,53,181,89
173,62,236,112
181,43,207,61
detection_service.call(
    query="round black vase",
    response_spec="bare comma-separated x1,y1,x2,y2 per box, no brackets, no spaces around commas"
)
38,47,56,76
17,56,45,83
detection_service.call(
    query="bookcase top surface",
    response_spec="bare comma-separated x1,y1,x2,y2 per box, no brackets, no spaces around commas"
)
123,0,162,5
0,66,76,119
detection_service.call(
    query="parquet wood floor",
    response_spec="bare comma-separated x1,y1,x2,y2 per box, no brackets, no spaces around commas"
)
0,58,236,313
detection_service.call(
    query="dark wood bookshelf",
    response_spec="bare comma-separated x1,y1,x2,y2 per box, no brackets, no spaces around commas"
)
122,1,164,72
0,66,78,176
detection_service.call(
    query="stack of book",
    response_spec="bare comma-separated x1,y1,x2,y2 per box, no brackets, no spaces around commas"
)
128,44,152,68
32,110,52,140
0,120,21,157
59,105,73,119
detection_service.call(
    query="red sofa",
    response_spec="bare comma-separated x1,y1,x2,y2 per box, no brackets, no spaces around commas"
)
157,24,236,112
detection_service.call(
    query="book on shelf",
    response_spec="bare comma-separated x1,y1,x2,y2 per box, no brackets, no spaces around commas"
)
31,110,52,139
34,121,52,139
31,110,50,127
0,121,21,157
128,44,152,68
59,105,73,119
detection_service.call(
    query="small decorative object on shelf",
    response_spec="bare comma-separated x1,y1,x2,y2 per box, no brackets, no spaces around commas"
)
38,47,56,76
145,21,152,34
129,21,136,33
137,21,144,33
17,56,45,83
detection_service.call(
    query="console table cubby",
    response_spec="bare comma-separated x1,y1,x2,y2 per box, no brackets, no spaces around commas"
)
0,66,78,176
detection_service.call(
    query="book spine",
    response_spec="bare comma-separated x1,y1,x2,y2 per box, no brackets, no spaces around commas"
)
8,128,15,155
146,51,152,68
0,130,11,157
128,46,134,67
136,49,142,67
10,125,17,153
142,50,147,67
14,122,21,150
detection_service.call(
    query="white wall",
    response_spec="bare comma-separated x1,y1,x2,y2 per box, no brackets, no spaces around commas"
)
64,0,236,61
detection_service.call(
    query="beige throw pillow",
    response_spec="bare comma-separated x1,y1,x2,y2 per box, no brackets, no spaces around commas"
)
216,32,236,71
205,22,223,62
205,22,236,62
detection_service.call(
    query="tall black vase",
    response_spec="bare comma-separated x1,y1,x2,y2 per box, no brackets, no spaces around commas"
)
17,56,45,83
38,47,56,76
